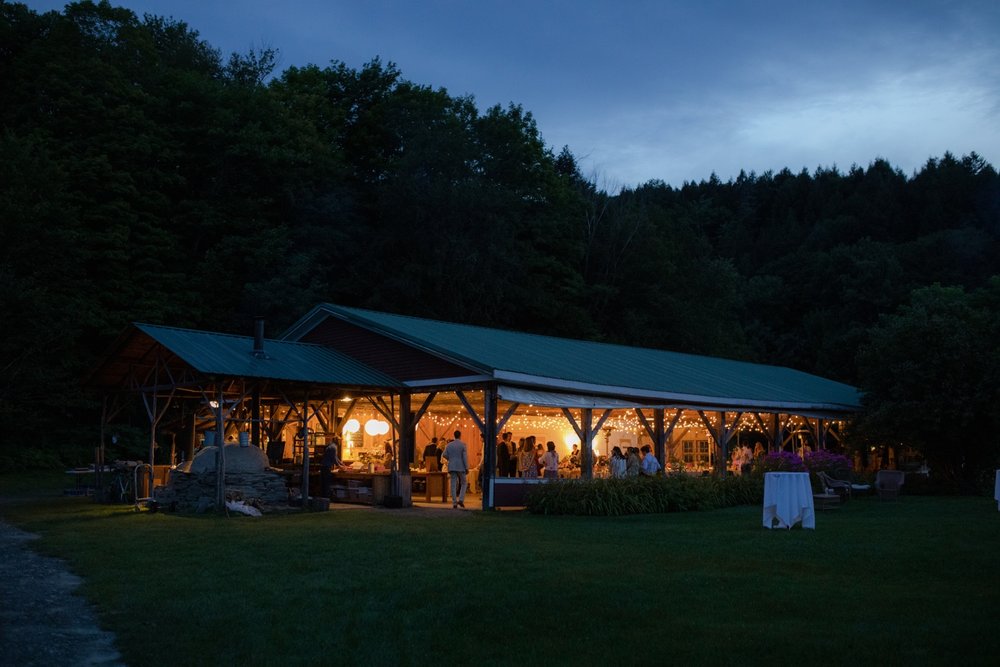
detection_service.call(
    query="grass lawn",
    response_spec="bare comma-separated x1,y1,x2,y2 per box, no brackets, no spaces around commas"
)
2,473,998,666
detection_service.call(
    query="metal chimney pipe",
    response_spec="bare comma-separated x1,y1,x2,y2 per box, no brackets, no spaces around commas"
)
253,317,265,357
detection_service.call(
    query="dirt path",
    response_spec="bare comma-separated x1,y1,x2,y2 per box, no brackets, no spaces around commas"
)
0,519,124,667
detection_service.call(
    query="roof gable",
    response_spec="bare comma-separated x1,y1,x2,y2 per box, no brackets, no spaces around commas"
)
291,304,861,412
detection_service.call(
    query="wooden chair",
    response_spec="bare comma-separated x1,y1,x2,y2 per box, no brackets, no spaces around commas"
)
875,470,905,500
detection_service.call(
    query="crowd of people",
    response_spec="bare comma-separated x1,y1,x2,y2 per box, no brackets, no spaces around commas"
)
493,432,582,479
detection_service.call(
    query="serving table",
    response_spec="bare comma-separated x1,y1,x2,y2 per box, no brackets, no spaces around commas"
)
763,472,815,529
409,471,449,502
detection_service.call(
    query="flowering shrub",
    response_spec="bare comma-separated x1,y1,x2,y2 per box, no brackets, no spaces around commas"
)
803,450,852,474
757,451,806,472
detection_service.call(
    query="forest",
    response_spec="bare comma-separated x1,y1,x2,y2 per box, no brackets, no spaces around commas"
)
2,2,998,485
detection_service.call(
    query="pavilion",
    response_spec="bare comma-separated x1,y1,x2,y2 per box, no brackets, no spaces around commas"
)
88,303,861,509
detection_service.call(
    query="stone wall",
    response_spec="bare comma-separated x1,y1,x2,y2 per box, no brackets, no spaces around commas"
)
158,469,289,513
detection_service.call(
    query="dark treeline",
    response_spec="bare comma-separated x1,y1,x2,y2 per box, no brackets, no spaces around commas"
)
2,2,999,480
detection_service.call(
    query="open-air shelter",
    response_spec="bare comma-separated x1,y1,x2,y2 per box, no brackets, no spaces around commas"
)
88,303,862,510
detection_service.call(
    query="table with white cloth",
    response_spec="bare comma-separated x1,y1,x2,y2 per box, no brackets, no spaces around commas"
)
994,469,1000,511
762,472,815,529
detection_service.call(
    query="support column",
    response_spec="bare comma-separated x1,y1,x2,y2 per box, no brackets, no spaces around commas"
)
654,408,665,467
301,396,310,507
581,408,594,479
215,386,226,512
397,392,413,507
481,386,497,509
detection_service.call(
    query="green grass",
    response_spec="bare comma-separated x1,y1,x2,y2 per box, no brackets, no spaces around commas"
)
2,473,999,666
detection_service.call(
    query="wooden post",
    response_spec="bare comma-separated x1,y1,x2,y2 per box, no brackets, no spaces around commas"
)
481,386,497,509
301,395,310,508
215,387,226,512
581,408,594,479
654,408,665,468
397,392,413,506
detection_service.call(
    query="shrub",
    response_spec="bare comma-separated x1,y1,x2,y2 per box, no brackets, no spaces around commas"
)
756,451,806,473
525,474,764,516
803,450,852,475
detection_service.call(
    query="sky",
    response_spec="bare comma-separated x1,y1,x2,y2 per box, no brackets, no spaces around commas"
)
24,0,1000,190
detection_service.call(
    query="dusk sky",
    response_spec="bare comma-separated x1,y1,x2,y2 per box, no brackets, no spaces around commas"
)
26,0,1000,190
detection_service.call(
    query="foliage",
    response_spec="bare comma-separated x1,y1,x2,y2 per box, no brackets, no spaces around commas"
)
524,474,763,515
1,2,1000,487
803,450,853,474
856,282,1000,489
756,451,806,473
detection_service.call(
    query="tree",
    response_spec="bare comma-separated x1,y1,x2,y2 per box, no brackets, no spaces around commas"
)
855,282,1000,489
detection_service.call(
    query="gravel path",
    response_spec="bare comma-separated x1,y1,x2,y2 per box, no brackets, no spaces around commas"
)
0,520,124,667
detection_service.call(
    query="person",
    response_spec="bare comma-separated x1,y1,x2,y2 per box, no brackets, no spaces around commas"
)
569,443,580,468
320,436,348,497
511,437,523,477
423,437,441,471
609,446,627,478
640,445,662,476
625,447,641,477
518,439,537,478
753,442,765,460
441,430,469,508
534,441,545,476
497,432,512,477
541,441,560,479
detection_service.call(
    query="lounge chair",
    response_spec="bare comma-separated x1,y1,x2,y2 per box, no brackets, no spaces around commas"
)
817,470,852,501
875,470,905,500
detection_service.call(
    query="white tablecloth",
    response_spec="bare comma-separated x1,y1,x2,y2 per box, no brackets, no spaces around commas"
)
763,472,815,529
994,470,1000,511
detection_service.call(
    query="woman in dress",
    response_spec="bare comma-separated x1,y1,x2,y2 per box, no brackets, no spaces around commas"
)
519,438,537,478
609,446,627,479
625,447,641,477
541,441,560,479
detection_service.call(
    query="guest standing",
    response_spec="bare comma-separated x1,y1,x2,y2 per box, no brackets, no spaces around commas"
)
441,430,469,509
640,444,662,476
541,441,560,479
609,446,627,479
626,447,641,477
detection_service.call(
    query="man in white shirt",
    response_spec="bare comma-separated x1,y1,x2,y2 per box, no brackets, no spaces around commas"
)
640,445,662,476
441,430,469,508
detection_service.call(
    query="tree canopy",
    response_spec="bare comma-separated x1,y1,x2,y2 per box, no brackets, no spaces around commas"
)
2,2,999,479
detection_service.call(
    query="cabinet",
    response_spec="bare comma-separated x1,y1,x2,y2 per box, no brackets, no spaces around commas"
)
329,472,390,505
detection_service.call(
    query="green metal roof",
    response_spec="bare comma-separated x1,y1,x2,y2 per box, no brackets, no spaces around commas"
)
291,304,861,413
135,323,402,387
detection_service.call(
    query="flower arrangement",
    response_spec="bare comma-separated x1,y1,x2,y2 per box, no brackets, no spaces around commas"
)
803,450,852,474
758,451,806,472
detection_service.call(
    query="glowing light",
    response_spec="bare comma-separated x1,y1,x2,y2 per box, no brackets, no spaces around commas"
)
343,419,360,434
365,419,389,436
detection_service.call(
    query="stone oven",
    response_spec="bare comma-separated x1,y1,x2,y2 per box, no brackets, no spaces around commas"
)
158,443,289,512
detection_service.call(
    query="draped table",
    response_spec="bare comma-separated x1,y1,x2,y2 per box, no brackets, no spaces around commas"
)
763,472,815,529
994,470,1000,511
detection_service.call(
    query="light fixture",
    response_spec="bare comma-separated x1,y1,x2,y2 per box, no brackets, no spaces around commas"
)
365,419,385,436
343,418,360,434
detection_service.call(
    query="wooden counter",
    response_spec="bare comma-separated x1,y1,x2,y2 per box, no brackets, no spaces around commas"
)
329,471,390,505
409,471,449,503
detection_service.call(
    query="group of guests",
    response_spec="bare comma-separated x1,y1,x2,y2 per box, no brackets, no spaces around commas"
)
608,445,662,478
495,432,567,479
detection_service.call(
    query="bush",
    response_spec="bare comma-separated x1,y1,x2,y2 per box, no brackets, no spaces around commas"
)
525,474,764,516
755,451,806,473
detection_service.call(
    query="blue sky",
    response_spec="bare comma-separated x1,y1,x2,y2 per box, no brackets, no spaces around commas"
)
25,0,1000,189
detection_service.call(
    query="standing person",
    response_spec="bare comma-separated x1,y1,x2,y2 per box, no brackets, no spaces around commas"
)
541,441,560,479
626,447,641,477
609,446,627,479
320,436,347,497
640,444,662,476
518,439,537,478
497,432,512,478
423,437,441,471
441,430,469,509
510,437,523,477
534,441,545,476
